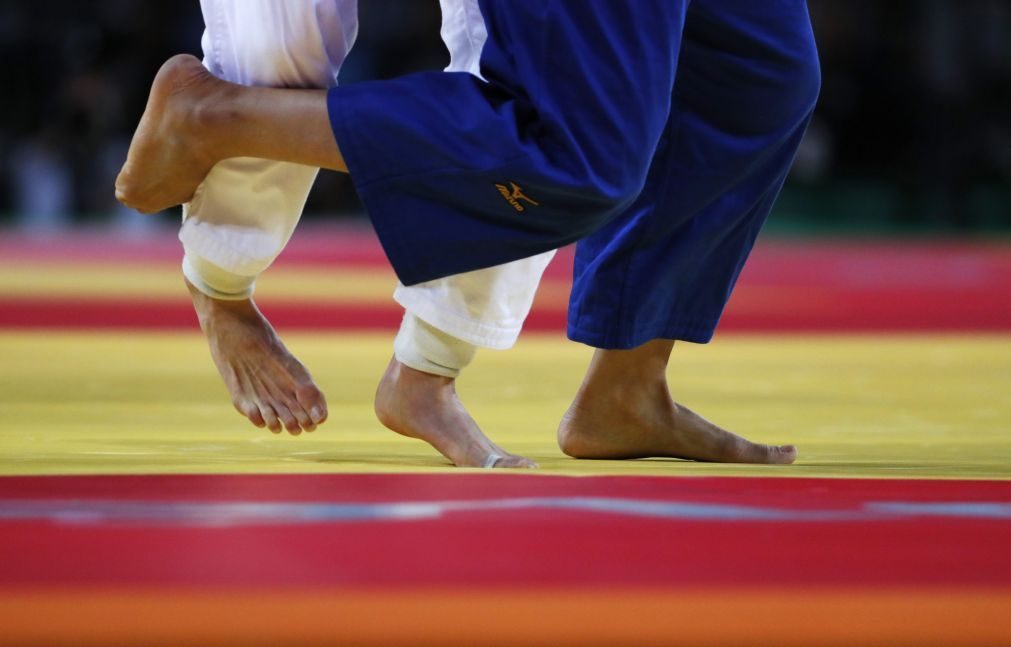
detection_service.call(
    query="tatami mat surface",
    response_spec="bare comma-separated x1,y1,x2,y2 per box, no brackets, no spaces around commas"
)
2,232,1009,645
2,331,1008,479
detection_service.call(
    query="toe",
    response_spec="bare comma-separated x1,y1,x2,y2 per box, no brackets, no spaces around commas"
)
495,455,538,469
259,406,282,434
287,399,316,433
310,405,327,425
273,403,301,435
248,415,266,428
739,440,797,465
773,444,798,465
236,400,266,428
296,385,328,425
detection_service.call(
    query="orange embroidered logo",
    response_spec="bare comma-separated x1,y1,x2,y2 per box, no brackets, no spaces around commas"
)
495,181,540,212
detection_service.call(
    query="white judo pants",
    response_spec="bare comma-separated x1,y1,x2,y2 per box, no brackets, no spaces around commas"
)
181,0,555,376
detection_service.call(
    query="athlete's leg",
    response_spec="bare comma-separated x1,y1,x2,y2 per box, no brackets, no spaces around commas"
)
182,0,355,434
395,0,554,357
376,0,547,467
559,0,821,462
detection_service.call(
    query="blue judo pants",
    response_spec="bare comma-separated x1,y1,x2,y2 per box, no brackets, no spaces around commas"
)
328,0,821,348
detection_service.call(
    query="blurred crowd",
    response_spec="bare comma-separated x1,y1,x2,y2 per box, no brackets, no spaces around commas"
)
1,0,1008,232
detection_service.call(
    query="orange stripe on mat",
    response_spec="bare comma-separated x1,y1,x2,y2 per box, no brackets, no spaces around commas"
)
2,587,1009,646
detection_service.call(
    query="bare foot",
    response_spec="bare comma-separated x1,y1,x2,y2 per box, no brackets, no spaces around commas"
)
556,341,797,464
188,279,327,435
375,357,536,469
116,54,224,214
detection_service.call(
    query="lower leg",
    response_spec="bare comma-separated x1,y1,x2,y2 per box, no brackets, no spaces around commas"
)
374,314,536,469
187,278,327,435
557,339,797,464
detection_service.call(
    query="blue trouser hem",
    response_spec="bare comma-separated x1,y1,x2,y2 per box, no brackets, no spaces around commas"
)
567,317,718,349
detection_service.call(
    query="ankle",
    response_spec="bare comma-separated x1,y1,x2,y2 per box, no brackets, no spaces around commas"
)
187,279,257,329
393,361,456,400
576,370,667,410
583,341,673,386
393,314,476,379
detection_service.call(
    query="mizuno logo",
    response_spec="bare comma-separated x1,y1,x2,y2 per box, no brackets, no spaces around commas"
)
495,181,540,212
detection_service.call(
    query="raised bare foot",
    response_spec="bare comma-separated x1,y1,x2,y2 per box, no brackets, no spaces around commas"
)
556,341,797,464
375,357,537,469
116,54,224,214
188,279,327,435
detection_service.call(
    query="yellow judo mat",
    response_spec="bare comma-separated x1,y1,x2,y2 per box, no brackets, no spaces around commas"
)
2,330,1008,480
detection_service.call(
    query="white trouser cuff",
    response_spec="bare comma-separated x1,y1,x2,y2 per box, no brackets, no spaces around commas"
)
394,313,478,379
394,286,522,350
182,254,255,301
392,250,557,350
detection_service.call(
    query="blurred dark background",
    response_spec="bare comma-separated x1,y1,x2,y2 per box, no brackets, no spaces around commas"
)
0,0,1008,235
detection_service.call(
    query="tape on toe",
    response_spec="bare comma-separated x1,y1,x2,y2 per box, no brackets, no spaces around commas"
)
394,313,478,379
182,254,256,301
